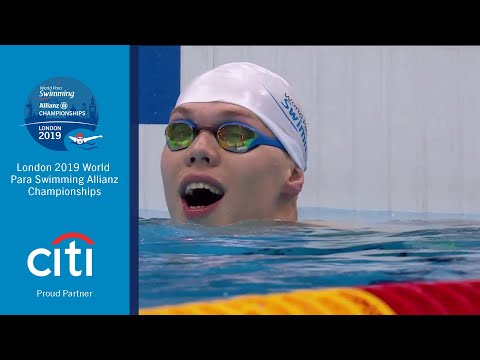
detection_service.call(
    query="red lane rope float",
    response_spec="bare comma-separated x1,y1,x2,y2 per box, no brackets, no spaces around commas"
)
363,280,480,315
139,279,480,315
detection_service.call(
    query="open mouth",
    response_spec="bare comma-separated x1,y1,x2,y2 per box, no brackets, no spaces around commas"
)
181,182,225,208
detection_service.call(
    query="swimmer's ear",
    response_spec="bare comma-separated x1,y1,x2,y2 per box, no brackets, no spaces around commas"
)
282,165,304,196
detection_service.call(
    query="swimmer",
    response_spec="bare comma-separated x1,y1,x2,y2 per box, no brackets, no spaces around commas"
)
161,62,308,226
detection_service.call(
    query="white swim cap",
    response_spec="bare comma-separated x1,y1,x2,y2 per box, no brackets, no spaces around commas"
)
175,62,308,171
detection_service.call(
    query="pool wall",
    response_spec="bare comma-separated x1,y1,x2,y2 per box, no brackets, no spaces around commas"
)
138,46,480,217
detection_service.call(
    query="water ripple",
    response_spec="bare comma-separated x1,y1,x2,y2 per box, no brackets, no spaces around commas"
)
139,218,480,307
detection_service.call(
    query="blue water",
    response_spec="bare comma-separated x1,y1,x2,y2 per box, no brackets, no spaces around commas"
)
139,215,480,309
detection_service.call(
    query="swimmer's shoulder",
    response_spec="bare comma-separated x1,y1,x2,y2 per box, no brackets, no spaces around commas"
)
298,220,363,230
301,220,421,233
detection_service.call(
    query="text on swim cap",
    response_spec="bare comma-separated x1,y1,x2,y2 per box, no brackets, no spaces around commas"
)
264,87,308,155
281,94,307,152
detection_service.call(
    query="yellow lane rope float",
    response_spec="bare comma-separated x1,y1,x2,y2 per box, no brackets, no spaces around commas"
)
139,286,396,315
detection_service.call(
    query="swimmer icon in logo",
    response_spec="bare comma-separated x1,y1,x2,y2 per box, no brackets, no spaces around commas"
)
69,132,103,145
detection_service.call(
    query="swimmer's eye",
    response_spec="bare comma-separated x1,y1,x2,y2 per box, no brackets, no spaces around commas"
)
165,122,195,150
218,124,256,152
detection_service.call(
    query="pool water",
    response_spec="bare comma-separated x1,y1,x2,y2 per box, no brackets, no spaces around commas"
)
139,216,480,309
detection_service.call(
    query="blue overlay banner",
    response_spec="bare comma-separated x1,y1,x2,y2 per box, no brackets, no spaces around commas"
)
0,45,131,315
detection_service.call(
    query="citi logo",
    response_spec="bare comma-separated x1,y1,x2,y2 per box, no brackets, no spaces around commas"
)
27,232,94,277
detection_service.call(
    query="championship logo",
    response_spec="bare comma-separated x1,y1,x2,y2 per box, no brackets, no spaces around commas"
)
24,77,102,151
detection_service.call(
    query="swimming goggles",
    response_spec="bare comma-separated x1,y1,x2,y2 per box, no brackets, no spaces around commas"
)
165,119,286,153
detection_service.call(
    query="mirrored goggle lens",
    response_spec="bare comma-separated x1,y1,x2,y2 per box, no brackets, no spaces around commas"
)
217,124,257,152
165,122,194,150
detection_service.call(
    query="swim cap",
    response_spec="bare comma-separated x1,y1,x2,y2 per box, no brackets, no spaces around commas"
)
175,62,308,171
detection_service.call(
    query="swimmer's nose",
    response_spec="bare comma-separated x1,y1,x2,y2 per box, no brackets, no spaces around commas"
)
185,130,220,167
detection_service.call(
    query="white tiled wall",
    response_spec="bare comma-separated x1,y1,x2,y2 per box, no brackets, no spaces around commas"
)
139,46,480,216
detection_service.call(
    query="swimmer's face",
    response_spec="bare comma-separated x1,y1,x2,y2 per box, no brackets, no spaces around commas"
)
161,102,299,226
